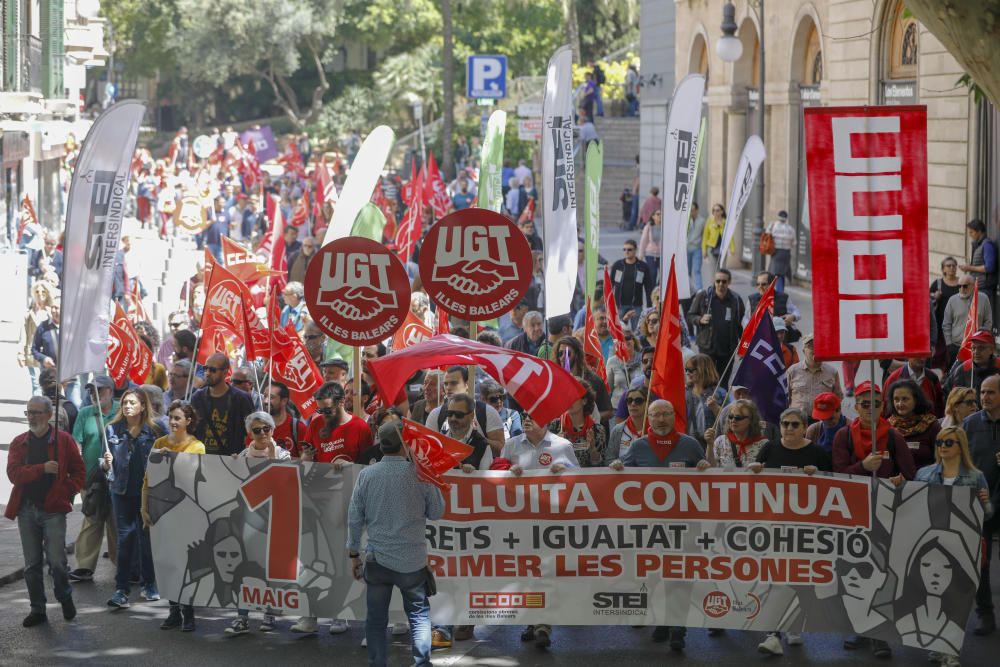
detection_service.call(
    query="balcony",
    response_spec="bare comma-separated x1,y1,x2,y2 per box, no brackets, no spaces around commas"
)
21,35,43,95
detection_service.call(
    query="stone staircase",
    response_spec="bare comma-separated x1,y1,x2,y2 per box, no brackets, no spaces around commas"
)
590,116,639,229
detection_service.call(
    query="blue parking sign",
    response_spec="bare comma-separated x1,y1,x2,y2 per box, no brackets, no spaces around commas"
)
467,55,507,99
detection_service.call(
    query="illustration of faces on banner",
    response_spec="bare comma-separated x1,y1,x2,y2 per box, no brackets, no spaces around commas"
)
305,236,411,345
419,209,533,321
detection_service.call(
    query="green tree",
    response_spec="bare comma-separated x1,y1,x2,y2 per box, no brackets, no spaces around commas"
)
441,0,455,177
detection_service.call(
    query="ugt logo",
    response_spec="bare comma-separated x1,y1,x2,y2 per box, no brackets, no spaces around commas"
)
432,225,518,296
316,252,397,321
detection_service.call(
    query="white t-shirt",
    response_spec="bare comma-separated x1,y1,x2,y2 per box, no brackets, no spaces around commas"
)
239,444,292,461
426,400,503,438
500,433,578,471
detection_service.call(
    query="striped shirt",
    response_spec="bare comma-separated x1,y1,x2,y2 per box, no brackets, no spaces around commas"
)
768,220,796,250
347,457,445,573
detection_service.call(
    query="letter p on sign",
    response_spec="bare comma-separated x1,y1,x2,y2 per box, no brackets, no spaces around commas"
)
468,55,507,99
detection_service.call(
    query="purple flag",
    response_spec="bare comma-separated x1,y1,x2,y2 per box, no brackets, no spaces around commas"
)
731,315,788,425
240,125,278,162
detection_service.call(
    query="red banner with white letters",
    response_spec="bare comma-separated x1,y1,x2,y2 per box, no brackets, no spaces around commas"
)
804,106,929,361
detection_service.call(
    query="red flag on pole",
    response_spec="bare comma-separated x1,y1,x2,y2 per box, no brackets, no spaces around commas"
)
957,285,979,363
649,257,688,434
269,322,323,419
401,419,474,491
222,235,282,285
106,321,132,385
584,298,609,389
111,302,152,384
392,310,433,351
396,167,424,262
603,266,630,362
257,197,287,292
517,197,536,224
435,308,450,336
423,151,451,219
198,262,261,362
737,278,776,357
289,191,310,228
16,194,38,245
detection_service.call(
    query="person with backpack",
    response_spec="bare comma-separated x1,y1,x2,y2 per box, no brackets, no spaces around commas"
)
424,366,505,454
591,61,606,117
686,268,745,382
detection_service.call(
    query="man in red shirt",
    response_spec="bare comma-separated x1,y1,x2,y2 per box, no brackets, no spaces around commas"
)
301,382,372,464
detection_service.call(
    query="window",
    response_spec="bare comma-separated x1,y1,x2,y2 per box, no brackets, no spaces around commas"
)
887,2,918,80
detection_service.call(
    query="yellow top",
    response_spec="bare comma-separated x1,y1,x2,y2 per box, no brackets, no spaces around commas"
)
142,435,206,508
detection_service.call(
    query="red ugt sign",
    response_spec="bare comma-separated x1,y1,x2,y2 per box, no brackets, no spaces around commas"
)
804,106,929,360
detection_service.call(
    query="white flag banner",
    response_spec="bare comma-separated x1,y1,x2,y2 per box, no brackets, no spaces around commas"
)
720,135,766,266
322,125,395,245
59,101,146,382
660,75,705,300
542,45,578,318
479,109,507,213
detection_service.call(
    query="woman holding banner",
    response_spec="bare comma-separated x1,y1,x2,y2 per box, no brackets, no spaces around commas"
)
684,354,726,444
703,399,769,468
558,379,606,467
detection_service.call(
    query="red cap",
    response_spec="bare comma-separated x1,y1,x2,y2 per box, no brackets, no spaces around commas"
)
855,380,881,397
812,392,842,420
489,457,512,471
969,329,995,346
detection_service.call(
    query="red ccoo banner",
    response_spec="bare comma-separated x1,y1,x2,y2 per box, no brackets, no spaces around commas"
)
804,106,929,361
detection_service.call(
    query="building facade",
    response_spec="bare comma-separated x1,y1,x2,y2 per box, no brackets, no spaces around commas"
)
638,0,677,203
0,0,108,239
662,0,995,283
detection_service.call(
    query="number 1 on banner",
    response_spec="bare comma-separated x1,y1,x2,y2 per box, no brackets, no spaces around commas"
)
239,465,302,582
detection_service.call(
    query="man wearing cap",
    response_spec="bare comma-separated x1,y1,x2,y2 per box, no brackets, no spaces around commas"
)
773,317,799,368
68,376,119,582
963,375,1000,635
805,393,846,454
942,275,992,368
944,330,1000,395
765,211,795,292
786,334,843,416
883,357,944,417
320,358,349,386
348,420,444,666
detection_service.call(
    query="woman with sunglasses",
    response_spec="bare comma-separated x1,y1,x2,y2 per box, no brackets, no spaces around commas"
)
103,389,163,611
559,378,606,467
637,310,659,349
885,379,941,468
704,399,769,467
940,387,978,428
913,426,993,666
142,400,205,631
479,380,522,440
605,387,649,463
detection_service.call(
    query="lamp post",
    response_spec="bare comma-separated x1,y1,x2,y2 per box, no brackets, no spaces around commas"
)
718,1,766,274
412,98,426,169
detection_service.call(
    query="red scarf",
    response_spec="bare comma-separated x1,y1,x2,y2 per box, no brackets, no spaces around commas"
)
849,417,891,461
646,428,679,462
625,416,639,439
561,413,595,446
727,431,758,460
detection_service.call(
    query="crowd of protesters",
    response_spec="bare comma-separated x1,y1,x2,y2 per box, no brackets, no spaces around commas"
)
6,127,1000,667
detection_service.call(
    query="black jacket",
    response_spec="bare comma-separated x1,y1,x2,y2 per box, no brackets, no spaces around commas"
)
190,384,255,455
31,319,59,365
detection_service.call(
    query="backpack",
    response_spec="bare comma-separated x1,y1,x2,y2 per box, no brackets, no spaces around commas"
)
594,65,606,85
759,231,775,255
436,397,489,437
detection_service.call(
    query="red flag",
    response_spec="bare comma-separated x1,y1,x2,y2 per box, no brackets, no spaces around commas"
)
392,310,434,351
267,286,295,355
106,321,132,386
584,298,609,389
257,197,287,292
316,157,337,206
111,302,152,384
435,308,450,336
126,281,151,324
401,419,474,491
737,278,776,357
289,191,310,228
603,267,629,362
423,151,451,219
402,160,417,204
16,194,38,244
269,324,322,419
367,334,585,426
958,286,979,363
278,141,305,178
198,263,260,362
517,197,536,224
396,167,424,261
222,235,282,284
649,258,687,434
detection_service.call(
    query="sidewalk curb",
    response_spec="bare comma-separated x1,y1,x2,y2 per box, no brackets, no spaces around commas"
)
0,541,75,587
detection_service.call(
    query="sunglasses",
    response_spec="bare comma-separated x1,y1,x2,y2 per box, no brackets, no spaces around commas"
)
780,421,803,429
446,410,471,419
715,279,730,285
169,322,184,329
962,399,978,406
959,284,972,289
486,395,505,404
684,368,695,373
626,397,646,406
251,426,273,435
935,438,960,448
316,407,334,415
647,319,659,325
304,334,323,340
727,414,750,422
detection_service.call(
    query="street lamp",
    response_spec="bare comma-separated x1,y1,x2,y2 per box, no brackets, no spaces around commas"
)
717,0,766,275
411,97,427,170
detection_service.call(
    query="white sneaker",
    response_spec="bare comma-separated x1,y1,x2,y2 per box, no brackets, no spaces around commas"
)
940,655,960,667
361,635,367,647
390,622,408,636
329,619,349,634
786,632,803,646
758,633,784,655
290,616,318,633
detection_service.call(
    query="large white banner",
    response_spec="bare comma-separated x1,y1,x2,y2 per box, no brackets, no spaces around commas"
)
720,135,766,266
541,45,578,318
322,125,395,245
660,75,705,300
59,101,146,382
149,453,984,657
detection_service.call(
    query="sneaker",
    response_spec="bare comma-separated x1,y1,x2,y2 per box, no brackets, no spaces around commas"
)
928,652,942,664
844,635,867,650
181,607,196,632
160,606,182,630
940,655,961,667
361,636,368,647
22,612,47,627
871,638,892,658
290,617,318,633
141,585,161,602
758,633,784,656
61,598,77,621
534,626,551,649
668,627,686,652
329,619,349,634
390,622,409,636
432,628,452,648
520,626,536,642
786,632,803,646
67,568,94,582
107,590,130,609
974,612,996,636
225,617,250,636
260,614,276,632
651,626,670,642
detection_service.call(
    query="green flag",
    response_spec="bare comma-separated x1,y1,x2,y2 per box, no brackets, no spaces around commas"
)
350,203,387,242
584,140,604,300
479,110,507,213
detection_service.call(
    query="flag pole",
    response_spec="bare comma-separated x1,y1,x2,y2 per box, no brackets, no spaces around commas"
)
870,358,878,456
184,330,201,402
353,346,363,415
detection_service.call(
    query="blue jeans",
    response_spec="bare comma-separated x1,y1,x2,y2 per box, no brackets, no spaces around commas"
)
629,196,639,230
18,504,72,614
687,247,703,291
595,86,604,116
112,493,155,593
364,560,432,667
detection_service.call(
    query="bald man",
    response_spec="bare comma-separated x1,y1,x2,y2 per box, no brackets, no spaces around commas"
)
189,353,255,455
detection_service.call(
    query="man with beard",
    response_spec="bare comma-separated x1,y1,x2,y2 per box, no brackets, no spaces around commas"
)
189,353,255,455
